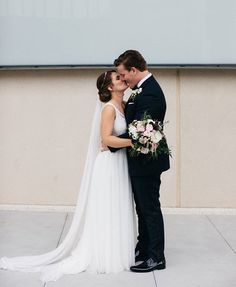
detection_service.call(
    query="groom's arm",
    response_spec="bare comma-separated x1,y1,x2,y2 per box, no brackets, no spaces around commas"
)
107,132,130,153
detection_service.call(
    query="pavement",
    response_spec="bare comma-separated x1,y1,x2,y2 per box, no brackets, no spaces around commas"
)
0,209,235,287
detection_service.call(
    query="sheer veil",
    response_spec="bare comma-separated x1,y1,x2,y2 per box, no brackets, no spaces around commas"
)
0,100,103,273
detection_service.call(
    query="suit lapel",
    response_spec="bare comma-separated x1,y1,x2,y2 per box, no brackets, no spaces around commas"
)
124,76,155,123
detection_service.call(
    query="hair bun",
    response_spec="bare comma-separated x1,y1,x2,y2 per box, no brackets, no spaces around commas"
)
96,70,116,103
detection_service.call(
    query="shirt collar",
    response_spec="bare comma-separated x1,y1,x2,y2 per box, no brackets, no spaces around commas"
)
137,73,152,88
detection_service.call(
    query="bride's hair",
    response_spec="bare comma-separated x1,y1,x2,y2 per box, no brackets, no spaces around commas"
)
96,70,116,103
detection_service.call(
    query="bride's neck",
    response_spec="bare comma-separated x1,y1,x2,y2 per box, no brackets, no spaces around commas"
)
110,92,124,106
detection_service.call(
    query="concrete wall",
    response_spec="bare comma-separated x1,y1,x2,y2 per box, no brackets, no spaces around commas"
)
0,69,235,207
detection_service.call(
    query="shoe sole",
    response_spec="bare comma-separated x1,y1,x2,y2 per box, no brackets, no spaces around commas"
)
130,264,166,273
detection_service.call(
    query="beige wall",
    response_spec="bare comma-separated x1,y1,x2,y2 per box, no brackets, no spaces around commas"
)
0,69,236,208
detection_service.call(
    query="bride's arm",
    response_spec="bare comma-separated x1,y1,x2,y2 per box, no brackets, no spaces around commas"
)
101,105,132,148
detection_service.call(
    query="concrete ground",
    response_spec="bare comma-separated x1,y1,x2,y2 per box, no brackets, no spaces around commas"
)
0,209,235,287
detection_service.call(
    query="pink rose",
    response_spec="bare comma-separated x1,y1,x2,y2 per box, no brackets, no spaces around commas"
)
143,130,152,137
146,123,153,132
141,147,149,154
137,122,145,132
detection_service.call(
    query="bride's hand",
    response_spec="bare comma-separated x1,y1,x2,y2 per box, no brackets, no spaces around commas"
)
129,139,134,148
101,141,109,152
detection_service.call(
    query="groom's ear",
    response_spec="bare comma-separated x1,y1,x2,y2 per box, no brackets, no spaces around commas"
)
130,67,137,74
108,86,113,91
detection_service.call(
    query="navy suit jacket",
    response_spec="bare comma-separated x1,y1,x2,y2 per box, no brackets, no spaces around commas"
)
109,75,170,176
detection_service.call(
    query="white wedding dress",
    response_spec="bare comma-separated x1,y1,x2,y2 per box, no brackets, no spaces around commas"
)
0,101,136,282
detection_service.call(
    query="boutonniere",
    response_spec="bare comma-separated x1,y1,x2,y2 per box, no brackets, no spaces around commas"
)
129,87,142,101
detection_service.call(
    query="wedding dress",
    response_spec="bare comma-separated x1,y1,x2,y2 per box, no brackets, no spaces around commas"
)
0,101,136,282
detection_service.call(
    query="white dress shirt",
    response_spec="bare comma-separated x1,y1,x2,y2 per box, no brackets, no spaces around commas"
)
137,73,152,88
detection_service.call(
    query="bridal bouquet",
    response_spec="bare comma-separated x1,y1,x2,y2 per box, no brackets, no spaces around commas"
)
128,112,171,159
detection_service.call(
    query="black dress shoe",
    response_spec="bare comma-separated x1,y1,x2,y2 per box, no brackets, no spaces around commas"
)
130,258,166,272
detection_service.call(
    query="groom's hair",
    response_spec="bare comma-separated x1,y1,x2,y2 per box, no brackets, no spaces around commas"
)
114,50,147,72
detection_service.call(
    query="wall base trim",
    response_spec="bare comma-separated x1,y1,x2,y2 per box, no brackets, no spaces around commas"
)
0,205,236,215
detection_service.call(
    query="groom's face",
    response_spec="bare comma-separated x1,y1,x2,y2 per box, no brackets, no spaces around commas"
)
117,64,137,89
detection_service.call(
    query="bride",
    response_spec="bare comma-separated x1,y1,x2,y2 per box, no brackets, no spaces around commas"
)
0,70,136,282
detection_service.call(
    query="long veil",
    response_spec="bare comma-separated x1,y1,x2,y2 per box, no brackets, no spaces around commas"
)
0,100,103,275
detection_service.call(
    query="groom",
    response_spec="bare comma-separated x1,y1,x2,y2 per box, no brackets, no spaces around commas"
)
109,50,170,272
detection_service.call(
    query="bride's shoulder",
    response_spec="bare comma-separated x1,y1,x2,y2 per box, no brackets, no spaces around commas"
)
102,101,116,115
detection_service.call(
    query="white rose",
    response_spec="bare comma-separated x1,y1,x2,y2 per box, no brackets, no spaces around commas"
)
152,131,163,143
129,125,137,134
